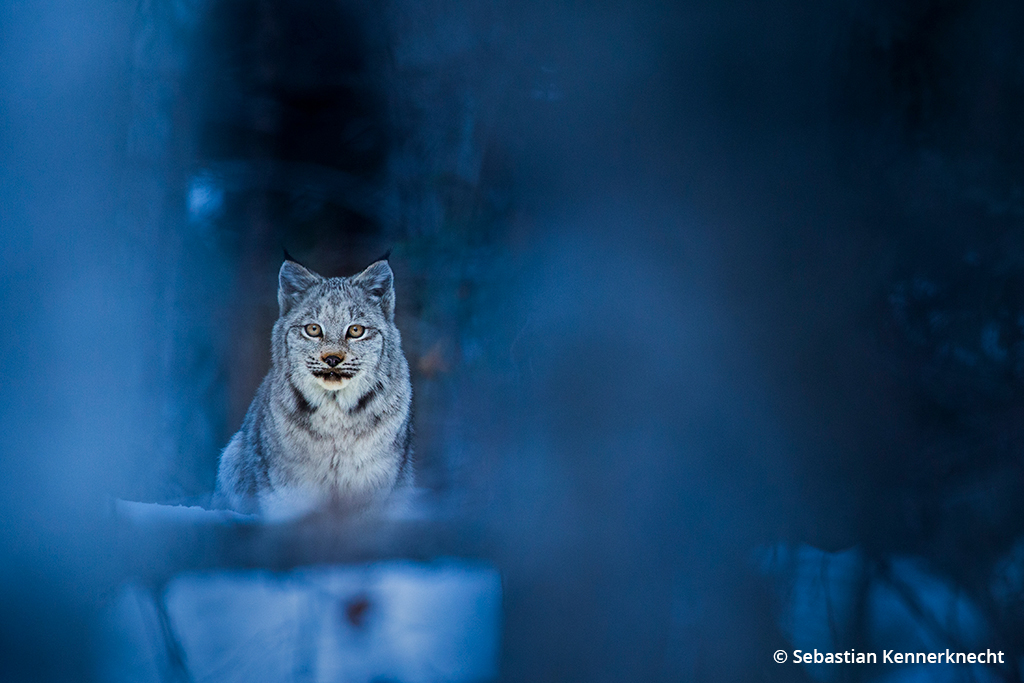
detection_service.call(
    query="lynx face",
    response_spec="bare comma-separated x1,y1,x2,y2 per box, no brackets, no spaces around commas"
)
274,259,397,395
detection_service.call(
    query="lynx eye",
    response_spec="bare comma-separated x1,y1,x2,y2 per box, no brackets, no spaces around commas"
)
304,323,322,338
346,324,365,339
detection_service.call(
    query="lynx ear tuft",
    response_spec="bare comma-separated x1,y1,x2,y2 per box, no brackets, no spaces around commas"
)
351,260,395,320
278,260,323,316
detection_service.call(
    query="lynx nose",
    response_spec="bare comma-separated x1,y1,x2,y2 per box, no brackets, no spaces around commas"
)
323,354,344,367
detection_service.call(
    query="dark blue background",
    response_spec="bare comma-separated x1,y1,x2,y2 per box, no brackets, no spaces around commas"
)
3,1,1024,680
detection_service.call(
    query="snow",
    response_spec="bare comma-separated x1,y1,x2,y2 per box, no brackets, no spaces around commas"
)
100,560,502,683
114,499,258,525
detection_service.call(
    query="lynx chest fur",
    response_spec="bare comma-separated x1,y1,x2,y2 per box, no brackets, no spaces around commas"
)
215,257,412,520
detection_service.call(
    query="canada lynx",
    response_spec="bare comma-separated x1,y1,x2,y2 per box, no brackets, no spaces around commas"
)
214,257,412,520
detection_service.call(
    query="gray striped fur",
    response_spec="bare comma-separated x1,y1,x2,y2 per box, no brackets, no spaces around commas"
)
214,258,412,520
